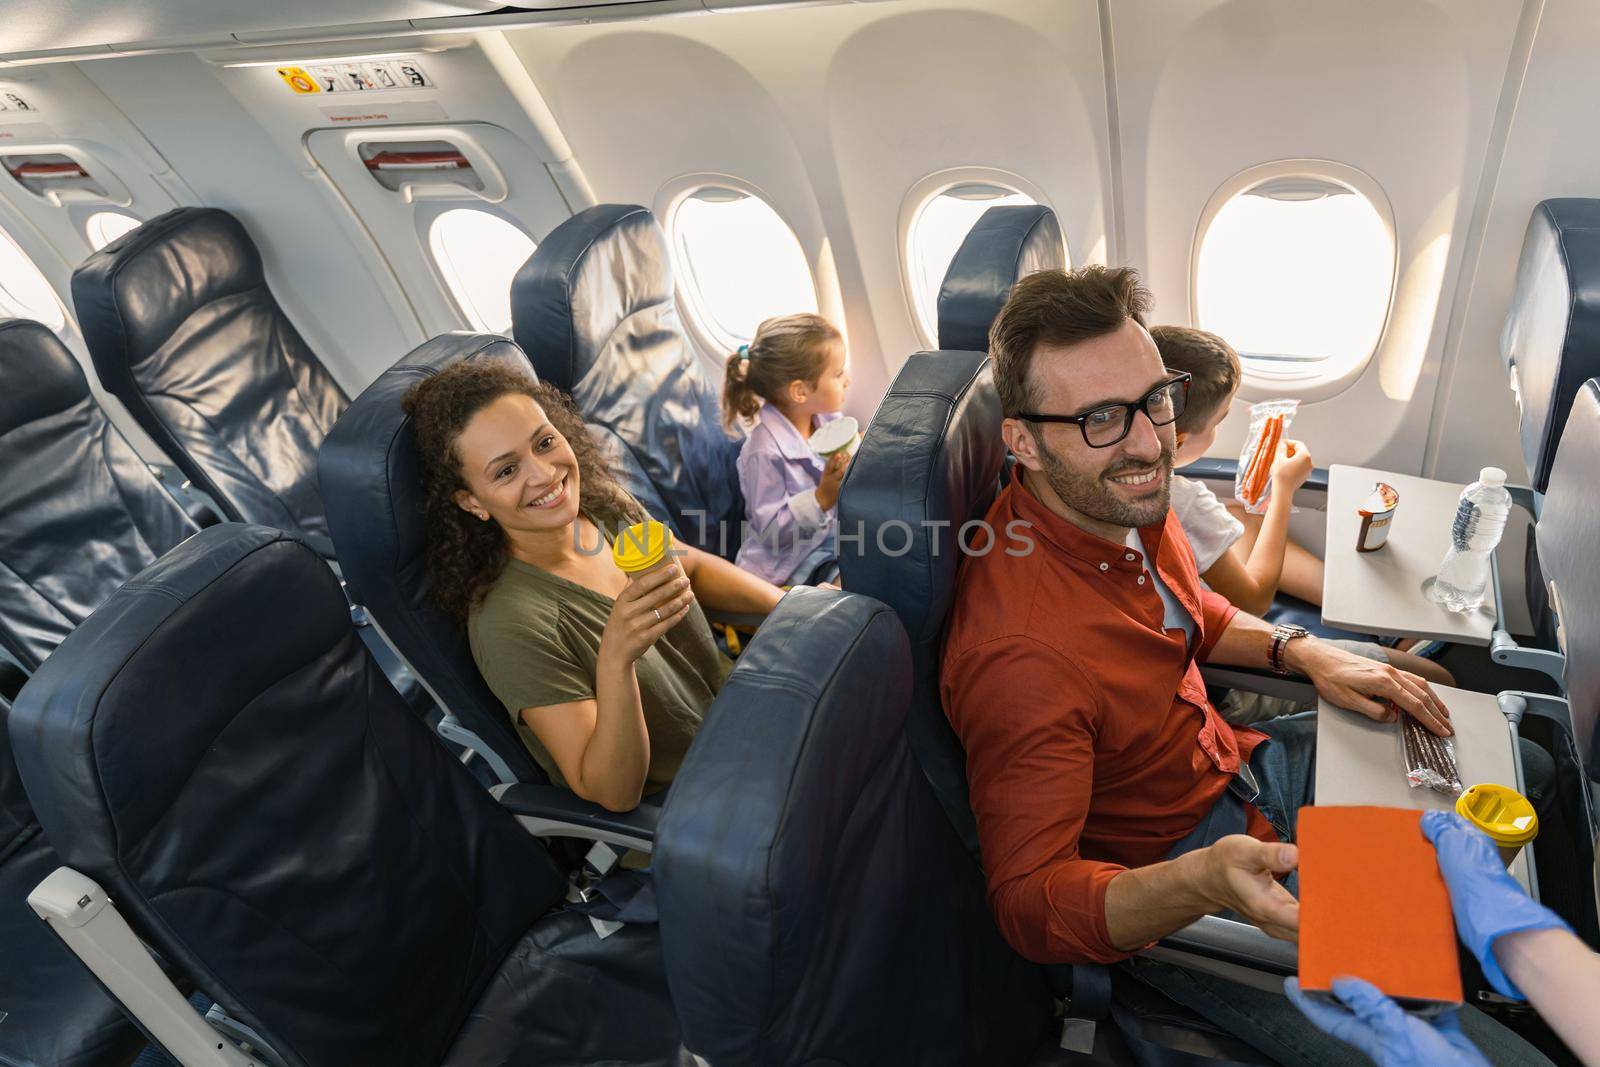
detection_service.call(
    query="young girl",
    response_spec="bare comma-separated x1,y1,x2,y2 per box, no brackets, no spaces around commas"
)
722,313,853,586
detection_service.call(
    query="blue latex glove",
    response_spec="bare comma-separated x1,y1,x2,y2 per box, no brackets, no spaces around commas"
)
1421,809,1570,999
1285,977,1489,1067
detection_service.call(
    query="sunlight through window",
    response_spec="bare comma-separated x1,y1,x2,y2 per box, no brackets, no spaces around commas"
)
1197,179,1393,382
908,186,1036,345
427,208,536,333
670,189,816,348
84,211,141,251
0,224,65,330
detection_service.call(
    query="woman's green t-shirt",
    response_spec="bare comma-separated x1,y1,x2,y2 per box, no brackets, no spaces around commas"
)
467,524,732,793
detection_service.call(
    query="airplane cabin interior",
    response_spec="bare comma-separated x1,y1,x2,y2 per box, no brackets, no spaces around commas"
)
2,1,1600,1065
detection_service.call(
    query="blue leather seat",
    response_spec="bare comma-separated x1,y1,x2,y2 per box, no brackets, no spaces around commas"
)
8,524,683,1066
937,203,1067,352
510,204,742,555
0,319,198,672
1502,201,1600,647
1501,200,1600,493
318,333,547,787
656,584,1053,1065
71,207,349,559
0,319,196,1067
1535,379,1600,773
837,351,1000,854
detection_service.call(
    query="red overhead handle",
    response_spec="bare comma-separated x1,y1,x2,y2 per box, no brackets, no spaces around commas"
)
6,160,90,180
363,150,470,172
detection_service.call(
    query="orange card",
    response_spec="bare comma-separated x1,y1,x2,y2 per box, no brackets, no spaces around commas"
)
1298,806,1462,1005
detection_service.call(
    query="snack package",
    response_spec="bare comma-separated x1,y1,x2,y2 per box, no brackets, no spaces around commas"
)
1400,713,1463,797
1233,399,1299,514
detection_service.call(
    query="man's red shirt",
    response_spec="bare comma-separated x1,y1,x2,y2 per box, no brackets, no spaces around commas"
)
941,474,1273,964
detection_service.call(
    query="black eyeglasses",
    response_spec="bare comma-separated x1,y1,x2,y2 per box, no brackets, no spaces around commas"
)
1017,372,1192,449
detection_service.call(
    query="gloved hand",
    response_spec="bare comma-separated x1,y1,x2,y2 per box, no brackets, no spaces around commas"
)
1285,977,1489,1067
1421,809,1570,999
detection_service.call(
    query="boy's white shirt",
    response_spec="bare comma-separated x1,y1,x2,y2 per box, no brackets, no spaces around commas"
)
1169,475,1245,577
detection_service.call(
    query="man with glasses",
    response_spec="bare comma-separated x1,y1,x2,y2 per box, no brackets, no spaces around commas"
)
940,267,1543,1064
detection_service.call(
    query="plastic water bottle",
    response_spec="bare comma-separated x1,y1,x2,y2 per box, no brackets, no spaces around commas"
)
1427,467,1512,613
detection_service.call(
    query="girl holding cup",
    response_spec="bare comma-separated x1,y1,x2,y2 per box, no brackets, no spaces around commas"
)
722,314,856,586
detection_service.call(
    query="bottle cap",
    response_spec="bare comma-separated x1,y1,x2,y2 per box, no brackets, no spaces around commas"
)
612,520,673,574
1479,467,1506,487
1454,783,1538,846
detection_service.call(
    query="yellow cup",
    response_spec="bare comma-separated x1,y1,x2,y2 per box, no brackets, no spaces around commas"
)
612,520,675,577
1454,783,1538,867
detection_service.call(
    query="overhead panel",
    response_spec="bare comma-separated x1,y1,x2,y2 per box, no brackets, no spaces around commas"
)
308,121,571,334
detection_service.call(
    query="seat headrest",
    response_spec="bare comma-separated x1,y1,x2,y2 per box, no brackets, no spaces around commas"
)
318,333,546,784
71,207,264,379
0,319,90,436
509,204,671,392
1500,199,1600,491
936,204,1066,353
1535,378,1600,776
837,351,1005,854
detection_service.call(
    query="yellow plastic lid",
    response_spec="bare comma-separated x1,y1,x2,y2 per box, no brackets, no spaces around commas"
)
1454,783,1539,846
612,520,673,574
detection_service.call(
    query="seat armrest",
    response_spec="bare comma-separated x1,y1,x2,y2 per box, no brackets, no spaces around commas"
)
29,866,265,1065
494,782,659,853
704,609,767,630
148,462,224,528
1178,458,1329,497
1200,664,1317,705
1158,915,1298,975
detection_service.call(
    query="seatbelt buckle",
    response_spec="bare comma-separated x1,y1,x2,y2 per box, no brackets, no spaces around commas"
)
1229,762,1262,806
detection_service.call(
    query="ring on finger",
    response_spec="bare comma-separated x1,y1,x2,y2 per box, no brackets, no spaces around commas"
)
654,608,662,622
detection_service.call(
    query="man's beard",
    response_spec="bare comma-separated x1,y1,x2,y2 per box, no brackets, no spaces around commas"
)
1035,436,1175,530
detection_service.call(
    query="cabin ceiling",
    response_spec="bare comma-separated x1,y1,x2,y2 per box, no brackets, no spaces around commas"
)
0,0,502,55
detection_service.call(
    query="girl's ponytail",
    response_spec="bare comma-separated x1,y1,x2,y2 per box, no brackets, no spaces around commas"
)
722,344,761,430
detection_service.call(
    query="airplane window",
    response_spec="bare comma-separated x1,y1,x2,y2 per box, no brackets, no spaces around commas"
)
907,185,1037,346
0,223,65,330
669,188,817,347
84,211,141,251
1197,177,1394,382
427,208,536,333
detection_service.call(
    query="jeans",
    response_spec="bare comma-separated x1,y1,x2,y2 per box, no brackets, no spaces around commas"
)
1127,710,1554,1066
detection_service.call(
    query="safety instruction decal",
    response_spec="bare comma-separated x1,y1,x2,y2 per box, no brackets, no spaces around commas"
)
285,60,435,96
276,67,320,94
0,89,39,114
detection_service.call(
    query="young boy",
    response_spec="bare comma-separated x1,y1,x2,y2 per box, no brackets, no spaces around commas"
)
1151,325,1452,722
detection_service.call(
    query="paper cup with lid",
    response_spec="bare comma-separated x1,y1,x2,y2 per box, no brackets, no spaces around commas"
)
810,416,860,459
612,519,676,579
1454,783,1538,867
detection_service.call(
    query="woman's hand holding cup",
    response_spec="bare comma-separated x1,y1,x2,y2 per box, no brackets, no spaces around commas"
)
601,561,695,665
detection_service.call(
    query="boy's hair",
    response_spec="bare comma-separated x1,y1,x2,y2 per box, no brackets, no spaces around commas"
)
1149,325,1241,434
721,313,842,430
989,266,1150,419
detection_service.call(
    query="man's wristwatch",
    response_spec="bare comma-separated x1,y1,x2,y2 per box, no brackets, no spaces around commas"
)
1268,623,1311,675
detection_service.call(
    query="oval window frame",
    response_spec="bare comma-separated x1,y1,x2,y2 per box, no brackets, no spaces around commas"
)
421,204,538,334
656,175,820,358
0,219,68,331
1189,159,1398,402
898,167,1059,350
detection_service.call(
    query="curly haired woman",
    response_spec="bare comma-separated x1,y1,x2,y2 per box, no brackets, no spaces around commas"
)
405,360,784,812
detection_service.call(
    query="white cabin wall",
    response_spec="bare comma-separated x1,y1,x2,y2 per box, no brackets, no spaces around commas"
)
503,0,1112,419
1429,0,1600,485
1111,0,1524,480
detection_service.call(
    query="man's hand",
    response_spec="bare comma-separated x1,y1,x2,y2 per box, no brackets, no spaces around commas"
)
1287,637,1452,738
1200,835,1300,941
1285,977,1490,1067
